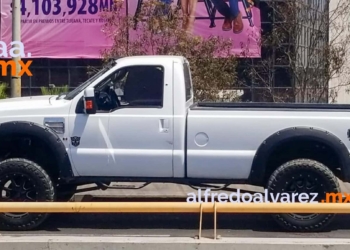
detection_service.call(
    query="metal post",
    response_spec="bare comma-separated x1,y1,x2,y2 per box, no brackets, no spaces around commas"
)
11,0,21,97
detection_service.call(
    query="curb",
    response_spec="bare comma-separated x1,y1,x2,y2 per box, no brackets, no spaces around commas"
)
1,236,350,250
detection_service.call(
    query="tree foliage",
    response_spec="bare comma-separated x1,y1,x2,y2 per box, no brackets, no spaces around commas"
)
40,85,69,96
239,0,350,103
0,83,7,99
100,0,240,102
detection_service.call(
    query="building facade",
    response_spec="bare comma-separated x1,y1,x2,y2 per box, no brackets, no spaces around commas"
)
328,0,350,103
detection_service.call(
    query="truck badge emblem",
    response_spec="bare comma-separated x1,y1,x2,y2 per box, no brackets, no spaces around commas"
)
71,136,81,147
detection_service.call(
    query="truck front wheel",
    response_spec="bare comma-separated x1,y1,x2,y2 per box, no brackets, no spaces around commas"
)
0,158,55,230
266,158,340,232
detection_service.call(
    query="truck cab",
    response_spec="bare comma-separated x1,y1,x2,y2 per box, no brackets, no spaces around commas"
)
64,55,191,178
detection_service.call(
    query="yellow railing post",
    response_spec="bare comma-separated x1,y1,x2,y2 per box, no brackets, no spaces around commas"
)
214,201,217,240
198,202,203,239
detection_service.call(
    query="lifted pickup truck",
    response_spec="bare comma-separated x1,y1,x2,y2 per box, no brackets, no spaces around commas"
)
0,55,350,232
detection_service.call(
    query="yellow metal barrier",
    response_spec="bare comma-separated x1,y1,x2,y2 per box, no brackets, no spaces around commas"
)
1,202,350,239
1,202,350,213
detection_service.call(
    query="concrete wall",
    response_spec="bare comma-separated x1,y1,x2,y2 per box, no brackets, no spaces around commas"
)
328,0,350,104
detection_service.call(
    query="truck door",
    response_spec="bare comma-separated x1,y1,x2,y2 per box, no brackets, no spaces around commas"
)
66,69,111,177
107,64,174,177
67,111,110,176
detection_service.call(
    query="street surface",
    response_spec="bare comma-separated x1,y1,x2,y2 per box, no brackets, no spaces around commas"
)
1,182,350,238
2,211,350,238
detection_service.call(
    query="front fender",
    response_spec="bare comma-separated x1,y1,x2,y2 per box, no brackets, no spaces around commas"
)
0,121,74,180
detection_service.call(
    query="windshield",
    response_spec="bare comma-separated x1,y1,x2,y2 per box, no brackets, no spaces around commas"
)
64,67,110,100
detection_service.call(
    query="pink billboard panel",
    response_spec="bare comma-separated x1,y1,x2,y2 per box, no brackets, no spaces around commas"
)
0,0,261,59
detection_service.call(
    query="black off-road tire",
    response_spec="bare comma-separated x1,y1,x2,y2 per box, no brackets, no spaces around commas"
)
266,158,340,232
0,158,55,231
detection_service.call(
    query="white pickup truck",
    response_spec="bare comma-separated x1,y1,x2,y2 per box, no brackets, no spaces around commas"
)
0,55,350,232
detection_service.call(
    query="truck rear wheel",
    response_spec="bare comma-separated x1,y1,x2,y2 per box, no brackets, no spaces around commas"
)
0,158,55,230
266,158,340,232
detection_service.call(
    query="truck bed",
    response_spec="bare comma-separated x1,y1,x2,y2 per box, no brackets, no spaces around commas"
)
190,102,350,111
186,101,350,181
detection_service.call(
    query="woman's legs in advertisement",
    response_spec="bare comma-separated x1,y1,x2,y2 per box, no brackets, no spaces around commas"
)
181,0,189,29
187,0,198,32
181,0,198,32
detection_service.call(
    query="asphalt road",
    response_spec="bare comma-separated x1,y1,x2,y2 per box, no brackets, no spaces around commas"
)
2,212,350,238
1,182,350,238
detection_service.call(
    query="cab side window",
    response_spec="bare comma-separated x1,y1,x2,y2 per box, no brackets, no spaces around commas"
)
116,66,164,108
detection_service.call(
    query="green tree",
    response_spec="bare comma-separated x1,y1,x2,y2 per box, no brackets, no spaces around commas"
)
0,83,7,99
40,85,69,95
100,0,240,102
240,0,350,103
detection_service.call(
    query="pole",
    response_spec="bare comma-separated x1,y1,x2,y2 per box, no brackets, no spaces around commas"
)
11,0,21,97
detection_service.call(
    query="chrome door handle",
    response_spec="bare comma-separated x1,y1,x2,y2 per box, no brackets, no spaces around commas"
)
159,119,169,133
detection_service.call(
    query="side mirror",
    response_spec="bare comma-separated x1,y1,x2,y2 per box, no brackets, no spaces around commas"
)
83,88,97,114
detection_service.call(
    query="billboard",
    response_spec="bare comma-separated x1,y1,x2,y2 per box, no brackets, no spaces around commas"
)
0,0,261,59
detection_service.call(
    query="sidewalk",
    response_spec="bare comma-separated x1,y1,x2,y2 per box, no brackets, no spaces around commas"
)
1,236,350,250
